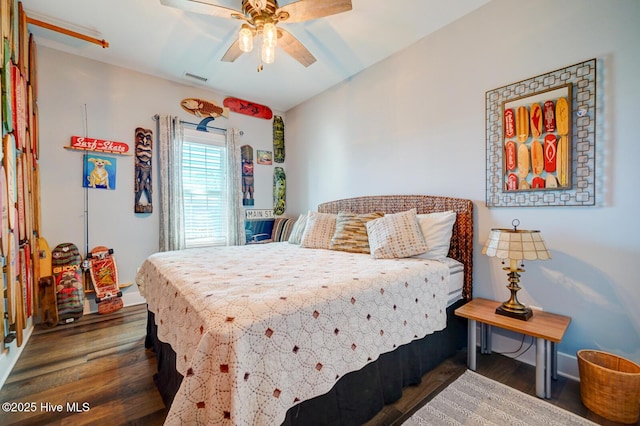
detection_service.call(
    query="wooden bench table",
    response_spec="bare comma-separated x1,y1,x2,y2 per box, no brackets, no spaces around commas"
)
455,298,571,398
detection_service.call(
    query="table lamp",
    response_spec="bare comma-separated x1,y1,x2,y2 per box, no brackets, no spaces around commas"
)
481,219,551,321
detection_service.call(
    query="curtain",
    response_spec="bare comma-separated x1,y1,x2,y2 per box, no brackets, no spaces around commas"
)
226,128,244,246
157,115,185,252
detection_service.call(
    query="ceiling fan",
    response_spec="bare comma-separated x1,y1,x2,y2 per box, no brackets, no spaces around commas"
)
160,0,353,68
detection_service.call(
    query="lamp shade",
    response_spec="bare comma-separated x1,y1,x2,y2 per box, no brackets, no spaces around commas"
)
482,228,551,261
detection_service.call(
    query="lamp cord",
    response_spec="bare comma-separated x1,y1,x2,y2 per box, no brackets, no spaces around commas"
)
494,334,535,359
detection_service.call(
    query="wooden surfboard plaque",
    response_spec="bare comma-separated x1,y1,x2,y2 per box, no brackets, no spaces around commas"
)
224,97,273,120
529,103,543,138
531,140,543,175
516,106,529,142
517,143,530,179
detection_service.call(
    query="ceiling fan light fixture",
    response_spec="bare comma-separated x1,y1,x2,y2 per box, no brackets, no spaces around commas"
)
261,41,275,64
238,24,254,53
263,21,277,46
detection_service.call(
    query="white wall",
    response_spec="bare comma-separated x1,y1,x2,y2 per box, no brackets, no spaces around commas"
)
286,0,640,377
0,46,285,387
36,46,284,292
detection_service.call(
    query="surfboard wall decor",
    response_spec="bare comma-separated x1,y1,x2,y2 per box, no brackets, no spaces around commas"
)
1,1,43,348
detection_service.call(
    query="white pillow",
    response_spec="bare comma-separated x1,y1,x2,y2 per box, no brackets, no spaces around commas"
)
300,211,337,249
366,209,428,259
288,213,308,244
413,211,456,260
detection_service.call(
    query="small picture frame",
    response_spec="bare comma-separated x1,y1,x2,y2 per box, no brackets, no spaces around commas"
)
257,150,273,165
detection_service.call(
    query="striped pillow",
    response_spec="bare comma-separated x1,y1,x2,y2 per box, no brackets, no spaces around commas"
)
366,209,429,259
272,217,297,242
330,211,384,253
300,211,337,249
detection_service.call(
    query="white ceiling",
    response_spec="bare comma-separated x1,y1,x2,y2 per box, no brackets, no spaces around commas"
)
21,0,489,111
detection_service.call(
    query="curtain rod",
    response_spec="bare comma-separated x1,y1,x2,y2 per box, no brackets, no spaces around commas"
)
27,16,109,48
152,115,235,134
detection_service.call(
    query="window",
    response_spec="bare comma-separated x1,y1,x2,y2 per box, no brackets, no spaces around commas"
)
182,128,228,248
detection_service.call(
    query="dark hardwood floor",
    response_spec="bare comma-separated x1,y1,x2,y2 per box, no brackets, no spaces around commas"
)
0,304,635,425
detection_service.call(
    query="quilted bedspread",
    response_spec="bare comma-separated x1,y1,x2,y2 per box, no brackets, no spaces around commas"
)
136,242,450,426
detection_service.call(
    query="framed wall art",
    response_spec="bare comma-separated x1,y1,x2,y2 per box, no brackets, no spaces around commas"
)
485,58,597,207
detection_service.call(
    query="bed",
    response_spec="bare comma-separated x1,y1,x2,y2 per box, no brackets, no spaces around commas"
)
139,195,473,425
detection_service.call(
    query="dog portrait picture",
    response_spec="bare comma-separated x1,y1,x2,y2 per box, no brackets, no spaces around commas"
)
83,154,117,190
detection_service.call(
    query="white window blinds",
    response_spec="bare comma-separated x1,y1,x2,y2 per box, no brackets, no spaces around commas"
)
182,128,228,248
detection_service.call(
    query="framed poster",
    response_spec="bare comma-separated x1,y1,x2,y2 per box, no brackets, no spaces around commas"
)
485,58,597,207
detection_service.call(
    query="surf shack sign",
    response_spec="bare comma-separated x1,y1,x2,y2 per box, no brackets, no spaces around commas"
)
67,136,131,155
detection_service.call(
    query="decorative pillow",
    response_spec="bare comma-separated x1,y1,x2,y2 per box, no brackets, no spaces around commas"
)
272,217,297,242
288,214,308,244
330,211,384,254
300,211,337,249
413,211,457,260
366,209,429,259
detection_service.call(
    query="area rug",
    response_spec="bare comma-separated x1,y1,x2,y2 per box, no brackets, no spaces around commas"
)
405,370,597,426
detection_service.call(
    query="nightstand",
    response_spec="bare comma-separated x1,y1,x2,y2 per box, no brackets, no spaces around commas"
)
455,298,571,398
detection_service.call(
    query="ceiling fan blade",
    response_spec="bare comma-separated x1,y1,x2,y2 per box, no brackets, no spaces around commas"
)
221,39,245,62
278,28,316,67
160,0,241,19
277,0,352,23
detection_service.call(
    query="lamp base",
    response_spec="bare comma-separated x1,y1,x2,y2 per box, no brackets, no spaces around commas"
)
495,303,533,321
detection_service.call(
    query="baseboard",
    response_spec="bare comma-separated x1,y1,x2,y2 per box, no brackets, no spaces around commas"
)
479,325,580,381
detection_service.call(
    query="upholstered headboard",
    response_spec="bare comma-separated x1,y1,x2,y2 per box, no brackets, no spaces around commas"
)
318,195,474,301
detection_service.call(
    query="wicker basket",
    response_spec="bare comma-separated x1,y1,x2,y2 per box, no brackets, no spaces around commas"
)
577,349,640,424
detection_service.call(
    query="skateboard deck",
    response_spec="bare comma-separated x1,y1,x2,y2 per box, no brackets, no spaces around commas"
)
273,115,285,163
556,97,569,136
52,242,84,324
516,106,529,142
507,173,518,191
37,236,55,327
505,141,516,171
241,145,254,207
503,108,515,139
544,134,557,173
4,133,16,230
0,166,7,257
223,97,273,120
2,40,12,133
38,275,58,328
531,140,544,175
517,143,530,179
557,135,569,187
38,237,52,277
544,100,556,133
6,229,17,326
532,176,545,189
529,103,543,138
87,246,123,314
17,153,25,241
273,167,286,216
0,257,4,348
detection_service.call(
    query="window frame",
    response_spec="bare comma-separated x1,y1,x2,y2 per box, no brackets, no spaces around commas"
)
181,128,228,248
